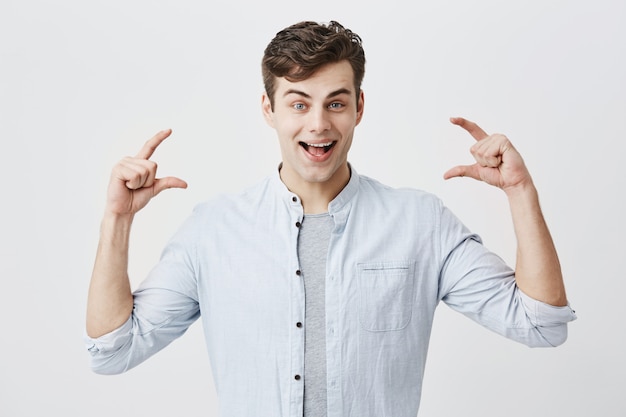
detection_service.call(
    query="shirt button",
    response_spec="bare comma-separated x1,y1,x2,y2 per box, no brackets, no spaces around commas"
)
295,270,301,276
292,196,298,202
296,322,303,328
295,221,301,228
294,375,301,381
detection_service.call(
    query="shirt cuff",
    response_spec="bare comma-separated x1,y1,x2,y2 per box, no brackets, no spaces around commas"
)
84,316,133,356
518,290,577,327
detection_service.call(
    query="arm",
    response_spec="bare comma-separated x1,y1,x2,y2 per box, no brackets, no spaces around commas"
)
86,129,187,338
443,117,567,307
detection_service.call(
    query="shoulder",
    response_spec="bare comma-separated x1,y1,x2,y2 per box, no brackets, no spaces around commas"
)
356,174,444,212
192,176,273,215
167,176,276,239
164,176,280,248
354,173,476,242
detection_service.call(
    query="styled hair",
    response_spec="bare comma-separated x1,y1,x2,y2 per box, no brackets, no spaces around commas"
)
261,20,366,108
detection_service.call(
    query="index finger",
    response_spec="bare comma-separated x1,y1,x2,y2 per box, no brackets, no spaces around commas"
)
450,117,488,141
135,129,173,159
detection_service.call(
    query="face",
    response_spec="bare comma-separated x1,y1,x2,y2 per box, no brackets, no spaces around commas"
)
262,60,364,192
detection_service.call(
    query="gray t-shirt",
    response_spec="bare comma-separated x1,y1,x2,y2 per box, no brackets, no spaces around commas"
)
297,213,333,417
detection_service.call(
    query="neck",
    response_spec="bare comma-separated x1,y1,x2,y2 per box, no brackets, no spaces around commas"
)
280,164,350,214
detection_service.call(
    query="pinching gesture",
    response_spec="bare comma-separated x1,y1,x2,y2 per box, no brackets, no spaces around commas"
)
443,117,532,194
106,129,187,216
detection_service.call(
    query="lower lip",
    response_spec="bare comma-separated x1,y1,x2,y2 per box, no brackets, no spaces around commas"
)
301,143,335,163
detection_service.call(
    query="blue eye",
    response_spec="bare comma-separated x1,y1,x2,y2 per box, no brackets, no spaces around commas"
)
329,102,344,109
293,103,306,110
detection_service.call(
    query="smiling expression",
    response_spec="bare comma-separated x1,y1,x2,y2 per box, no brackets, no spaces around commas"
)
262,60,364,195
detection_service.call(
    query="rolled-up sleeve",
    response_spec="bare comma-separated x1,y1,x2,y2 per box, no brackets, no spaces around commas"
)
84,316,134,375
84,287,201,375
438,205,577,348
85,210,202,375
516,290,577,347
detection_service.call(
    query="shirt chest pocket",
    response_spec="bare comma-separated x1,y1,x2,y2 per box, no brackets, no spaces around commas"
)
357,260,416,332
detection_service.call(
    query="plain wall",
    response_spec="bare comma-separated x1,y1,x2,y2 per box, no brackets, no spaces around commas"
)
1,0,624,415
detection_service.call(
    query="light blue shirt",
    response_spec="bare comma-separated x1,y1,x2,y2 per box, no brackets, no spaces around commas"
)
85,167,576,417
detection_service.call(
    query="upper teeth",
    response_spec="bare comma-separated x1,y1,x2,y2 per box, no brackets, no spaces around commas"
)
307,142,333,147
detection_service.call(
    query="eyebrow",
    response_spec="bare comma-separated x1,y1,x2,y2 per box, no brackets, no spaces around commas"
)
283,87,352,99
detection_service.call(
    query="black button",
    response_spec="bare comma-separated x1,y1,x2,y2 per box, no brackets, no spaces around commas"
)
294,375,301,381
295,221,301,228
295,270,301,276
292,196,298,202
296,322,302,328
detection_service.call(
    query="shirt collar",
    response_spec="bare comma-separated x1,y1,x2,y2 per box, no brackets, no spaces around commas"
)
270,163,360,214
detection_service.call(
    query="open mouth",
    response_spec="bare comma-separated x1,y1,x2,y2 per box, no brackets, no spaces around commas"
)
299,141,336,156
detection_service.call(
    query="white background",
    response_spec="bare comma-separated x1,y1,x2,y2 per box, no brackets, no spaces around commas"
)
1,0,624,416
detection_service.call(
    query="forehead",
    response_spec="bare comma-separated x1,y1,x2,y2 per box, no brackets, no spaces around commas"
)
275,61,356,99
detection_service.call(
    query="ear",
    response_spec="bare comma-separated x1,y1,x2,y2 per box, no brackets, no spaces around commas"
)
355,90,365,126
261,92,275,128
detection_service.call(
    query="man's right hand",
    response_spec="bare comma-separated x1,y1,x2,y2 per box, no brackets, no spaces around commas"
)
106,129,188,216
86,129,187,338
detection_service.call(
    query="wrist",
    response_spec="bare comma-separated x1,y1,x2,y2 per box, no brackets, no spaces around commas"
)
100,211,134,237
503,178,537,201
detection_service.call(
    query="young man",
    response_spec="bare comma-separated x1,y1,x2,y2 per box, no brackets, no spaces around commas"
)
85,21,576,417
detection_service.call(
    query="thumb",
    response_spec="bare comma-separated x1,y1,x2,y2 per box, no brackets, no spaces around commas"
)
152,176,188,197
443,164,479,181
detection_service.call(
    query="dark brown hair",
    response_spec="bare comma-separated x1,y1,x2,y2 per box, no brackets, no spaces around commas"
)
262,21,366,108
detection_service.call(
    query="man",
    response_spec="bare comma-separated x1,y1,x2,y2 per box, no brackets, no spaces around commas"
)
85,21,576,417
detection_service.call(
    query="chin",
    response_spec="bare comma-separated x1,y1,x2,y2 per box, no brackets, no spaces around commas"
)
302,172,334,184
302,166,345,184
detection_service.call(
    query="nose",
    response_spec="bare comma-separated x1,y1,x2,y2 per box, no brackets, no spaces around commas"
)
307,107,331,133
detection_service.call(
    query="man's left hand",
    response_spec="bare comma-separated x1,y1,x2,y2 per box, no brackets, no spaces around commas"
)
443,117,532,193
